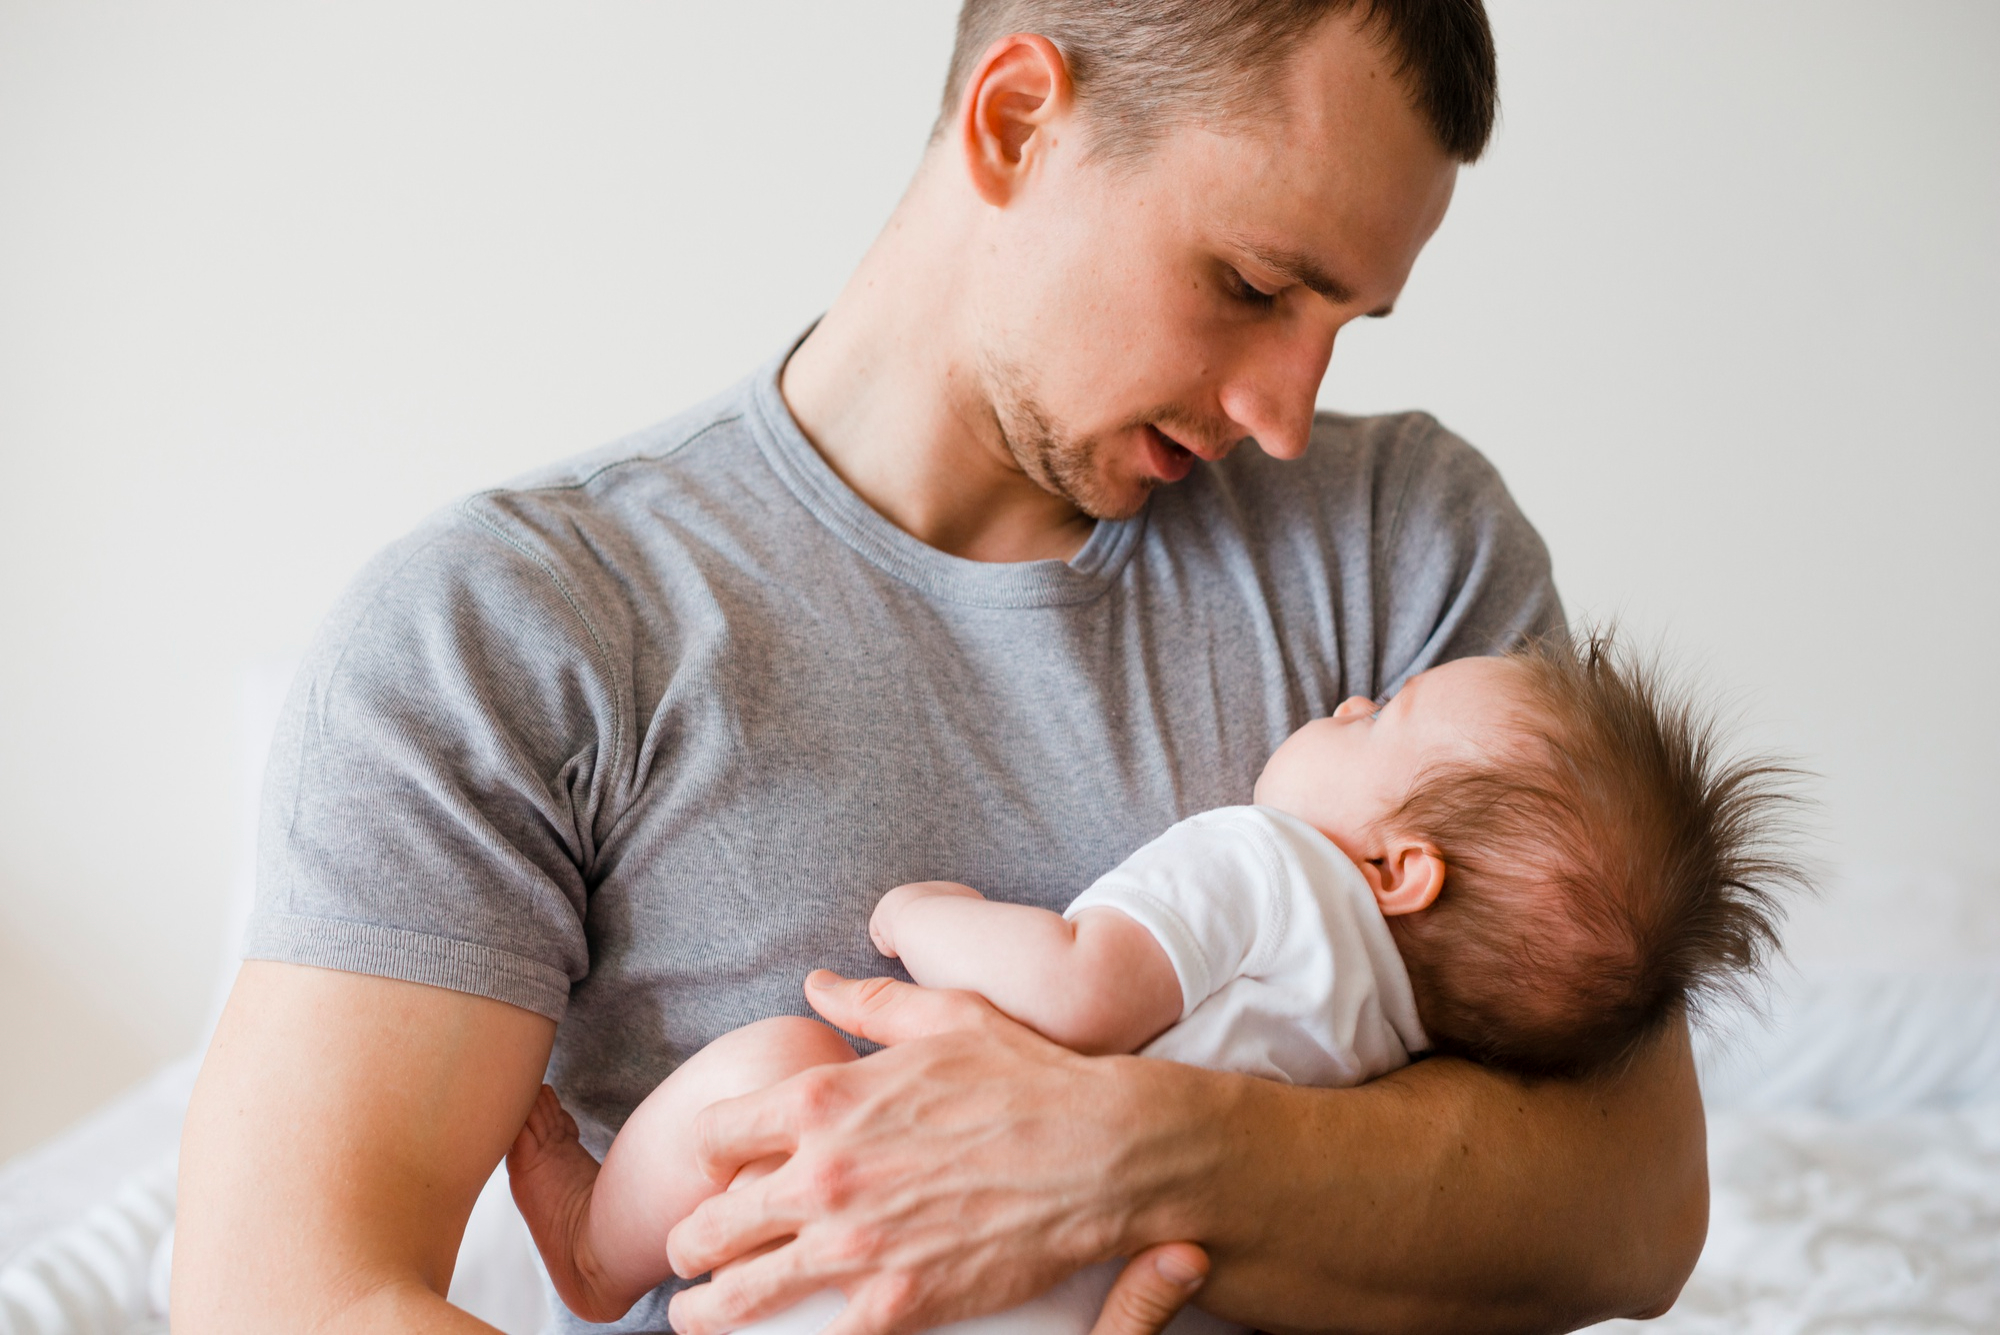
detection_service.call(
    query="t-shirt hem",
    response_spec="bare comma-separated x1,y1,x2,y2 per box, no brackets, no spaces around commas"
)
243,912,572,1022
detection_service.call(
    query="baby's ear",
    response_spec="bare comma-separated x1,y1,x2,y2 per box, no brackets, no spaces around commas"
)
1365,839,1446,916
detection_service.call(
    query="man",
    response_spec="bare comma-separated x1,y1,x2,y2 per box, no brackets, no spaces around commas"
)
176,3,1708,1332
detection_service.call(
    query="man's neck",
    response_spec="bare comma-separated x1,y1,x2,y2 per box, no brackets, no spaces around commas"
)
778,168,1096,565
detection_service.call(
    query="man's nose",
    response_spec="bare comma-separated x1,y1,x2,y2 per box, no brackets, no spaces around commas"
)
1216,320,1340,462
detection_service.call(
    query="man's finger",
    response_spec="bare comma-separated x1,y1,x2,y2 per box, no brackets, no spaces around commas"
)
1087,1244,1209,1335
688,1079,814,1184
667,1175,808,1280
805,970,1006,1047
665,1247,840,1335
809,1270,927,1335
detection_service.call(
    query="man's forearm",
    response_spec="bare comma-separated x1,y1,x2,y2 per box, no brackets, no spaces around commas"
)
1118,1019,1707,1334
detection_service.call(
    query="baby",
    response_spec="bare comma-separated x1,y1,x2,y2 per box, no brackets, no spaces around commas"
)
506,632,1798,1331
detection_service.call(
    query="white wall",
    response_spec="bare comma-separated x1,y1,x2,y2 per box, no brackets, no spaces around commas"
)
1332,3,2000,894
2,1,1994,1154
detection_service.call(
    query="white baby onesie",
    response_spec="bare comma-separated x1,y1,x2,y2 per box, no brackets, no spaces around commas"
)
1067,804,1429,1086
733,806,1427,1335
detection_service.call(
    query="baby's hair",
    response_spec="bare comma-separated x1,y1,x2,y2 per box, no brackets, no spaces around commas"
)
1384,630,1808,1079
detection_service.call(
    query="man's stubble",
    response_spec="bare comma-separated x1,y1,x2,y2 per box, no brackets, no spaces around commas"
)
983,350,1241,525
983,350,1153,523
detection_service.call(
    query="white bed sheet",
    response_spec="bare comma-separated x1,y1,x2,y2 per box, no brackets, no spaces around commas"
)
0,1061,194,1272
1588,1102,2000,1333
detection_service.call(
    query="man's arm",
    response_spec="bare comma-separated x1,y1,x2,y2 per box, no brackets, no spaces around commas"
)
663,974,1705,1335
1179,1022,1706,1332
173,961,557,1332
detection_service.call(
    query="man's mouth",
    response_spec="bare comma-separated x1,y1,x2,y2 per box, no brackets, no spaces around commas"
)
1141,424,1199,484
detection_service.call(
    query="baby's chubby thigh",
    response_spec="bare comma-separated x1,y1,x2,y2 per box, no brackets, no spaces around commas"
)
592,1016,859,1264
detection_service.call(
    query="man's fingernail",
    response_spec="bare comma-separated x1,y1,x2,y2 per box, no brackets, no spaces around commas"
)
807,970,841,989
1156,1251,1204,1290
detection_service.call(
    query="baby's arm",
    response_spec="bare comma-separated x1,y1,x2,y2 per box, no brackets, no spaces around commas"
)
870,882,1183,1055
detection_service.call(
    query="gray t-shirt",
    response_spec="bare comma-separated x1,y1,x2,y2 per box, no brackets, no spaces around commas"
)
246,347,1560,1332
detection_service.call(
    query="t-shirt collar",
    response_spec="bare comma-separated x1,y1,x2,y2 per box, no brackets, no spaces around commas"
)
744,334,1146,609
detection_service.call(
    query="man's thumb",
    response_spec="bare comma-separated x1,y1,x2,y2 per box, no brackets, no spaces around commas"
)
805,970,1002,1044
1088,1243,1209,1335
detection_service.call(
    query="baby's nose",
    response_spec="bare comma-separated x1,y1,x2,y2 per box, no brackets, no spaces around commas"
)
1332,695,1376,721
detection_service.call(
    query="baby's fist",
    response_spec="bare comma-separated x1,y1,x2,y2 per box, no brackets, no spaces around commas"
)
869,880,987,958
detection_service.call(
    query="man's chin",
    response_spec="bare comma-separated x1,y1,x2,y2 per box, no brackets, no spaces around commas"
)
1062,475,1157,524
1018,429,1165,523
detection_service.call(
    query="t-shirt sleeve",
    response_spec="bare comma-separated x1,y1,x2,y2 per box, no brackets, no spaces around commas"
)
1368,414,1566,693
1064,810,1287,1021
242,506,630,1021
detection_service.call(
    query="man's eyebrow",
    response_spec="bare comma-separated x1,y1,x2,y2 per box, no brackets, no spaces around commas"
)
1231,237,1394,316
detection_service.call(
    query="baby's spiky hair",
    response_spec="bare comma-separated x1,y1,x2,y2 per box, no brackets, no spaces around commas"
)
1386,631,1809,1079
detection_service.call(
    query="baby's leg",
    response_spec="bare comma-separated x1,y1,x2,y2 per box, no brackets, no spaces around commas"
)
508,1015,858,1324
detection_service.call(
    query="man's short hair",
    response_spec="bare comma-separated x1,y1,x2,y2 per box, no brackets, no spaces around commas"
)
938,0,1499,164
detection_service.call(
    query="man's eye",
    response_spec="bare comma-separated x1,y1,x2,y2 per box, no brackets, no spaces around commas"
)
1226,268,1279,308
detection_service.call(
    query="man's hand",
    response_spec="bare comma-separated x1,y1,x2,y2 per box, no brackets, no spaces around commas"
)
665,971,1188,1335
666,972,1707,1335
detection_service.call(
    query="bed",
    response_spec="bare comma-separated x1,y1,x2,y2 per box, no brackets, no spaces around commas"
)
4,670,1996,1334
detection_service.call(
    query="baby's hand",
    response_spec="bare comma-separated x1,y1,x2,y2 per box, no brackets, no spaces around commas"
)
870,880,986,959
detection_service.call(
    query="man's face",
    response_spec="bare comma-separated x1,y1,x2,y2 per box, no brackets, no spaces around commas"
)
971,15,1461,519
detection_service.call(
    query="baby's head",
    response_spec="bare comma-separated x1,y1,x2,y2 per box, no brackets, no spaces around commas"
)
1254,632,1804,1078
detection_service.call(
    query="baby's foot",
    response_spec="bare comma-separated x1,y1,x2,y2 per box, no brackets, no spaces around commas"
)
507,1085,625,1323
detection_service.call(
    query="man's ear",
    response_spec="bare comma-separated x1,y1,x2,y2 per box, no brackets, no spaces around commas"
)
955,33,1072,206
1362,839,1446,916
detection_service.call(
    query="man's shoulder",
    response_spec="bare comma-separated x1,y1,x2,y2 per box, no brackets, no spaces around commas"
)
465,380,763,534
1167,406,1560,686
324,379,772,659
373,379,772,587
1306,406,1495,474
1186,406,1517,543
1242,406,1502,499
